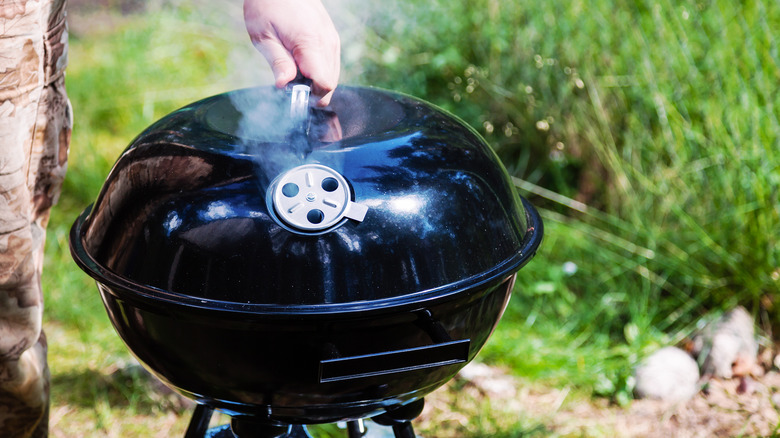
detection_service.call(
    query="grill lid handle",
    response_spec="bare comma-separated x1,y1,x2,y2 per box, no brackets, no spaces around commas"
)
286,71,312,136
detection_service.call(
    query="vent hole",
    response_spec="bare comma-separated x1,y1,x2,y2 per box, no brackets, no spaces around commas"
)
282,183,299,197
307,209,324,224
321,177,339,192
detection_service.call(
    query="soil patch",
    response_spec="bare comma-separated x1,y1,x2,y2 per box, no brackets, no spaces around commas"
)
422,363,780,437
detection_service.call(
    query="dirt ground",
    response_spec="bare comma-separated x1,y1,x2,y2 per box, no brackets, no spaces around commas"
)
424,362,780,437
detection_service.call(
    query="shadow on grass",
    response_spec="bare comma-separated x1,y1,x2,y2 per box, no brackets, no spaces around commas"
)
51,364,193,414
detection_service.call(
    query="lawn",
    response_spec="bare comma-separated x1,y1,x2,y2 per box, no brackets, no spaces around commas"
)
44,0,779,436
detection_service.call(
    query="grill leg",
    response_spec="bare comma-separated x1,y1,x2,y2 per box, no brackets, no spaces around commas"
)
372,399,424,438
346,419,367,437
390,422,416,438
185,405,214,438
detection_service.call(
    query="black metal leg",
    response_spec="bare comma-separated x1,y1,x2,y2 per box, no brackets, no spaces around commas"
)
185,404,215,438
372,399,424,438
391,422,416,438
186,407,415,438
346,419,366,437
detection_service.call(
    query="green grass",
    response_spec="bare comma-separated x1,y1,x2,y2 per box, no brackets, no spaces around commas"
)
43,0,780,435
357,0,779,402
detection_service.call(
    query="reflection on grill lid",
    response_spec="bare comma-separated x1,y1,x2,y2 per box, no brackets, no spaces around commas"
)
76,86,538,310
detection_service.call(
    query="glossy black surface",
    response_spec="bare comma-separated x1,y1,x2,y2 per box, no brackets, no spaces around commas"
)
84,257,520,422
77,86,534,310
69,86,543,423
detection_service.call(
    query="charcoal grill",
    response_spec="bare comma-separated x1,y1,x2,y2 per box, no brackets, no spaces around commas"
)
69,83,543,437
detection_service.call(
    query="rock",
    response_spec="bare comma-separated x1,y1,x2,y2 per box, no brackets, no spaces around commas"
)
457,362,517,399
634,346,700,402
692,306,759,378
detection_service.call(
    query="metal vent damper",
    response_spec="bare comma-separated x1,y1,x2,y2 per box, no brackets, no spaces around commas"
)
270,164,368,232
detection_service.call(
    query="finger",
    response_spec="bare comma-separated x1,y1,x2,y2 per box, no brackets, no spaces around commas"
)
294,40,340,106
252,38,299,89
243,0,298,88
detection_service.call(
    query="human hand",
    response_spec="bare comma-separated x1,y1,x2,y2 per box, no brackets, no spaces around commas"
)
244,0,340,107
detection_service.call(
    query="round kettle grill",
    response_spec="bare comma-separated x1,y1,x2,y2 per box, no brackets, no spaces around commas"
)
69,82,543,437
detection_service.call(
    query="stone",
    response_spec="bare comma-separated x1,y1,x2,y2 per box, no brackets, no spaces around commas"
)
692,306,759,379
634,346,700,402
457,362,518,399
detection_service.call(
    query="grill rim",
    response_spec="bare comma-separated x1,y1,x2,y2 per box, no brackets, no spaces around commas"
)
69,197,542,317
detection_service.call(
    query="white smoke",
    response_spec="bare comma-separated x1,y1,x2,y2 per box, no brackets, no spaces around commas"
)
153,0,377,178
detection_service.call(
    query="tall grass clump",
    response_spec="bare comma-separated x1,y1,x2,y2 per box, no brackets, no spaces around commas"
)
353,0,779,392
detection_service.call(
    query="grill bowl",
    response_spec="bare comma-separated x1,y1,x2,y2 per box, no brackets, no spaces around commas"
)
69,85,543,424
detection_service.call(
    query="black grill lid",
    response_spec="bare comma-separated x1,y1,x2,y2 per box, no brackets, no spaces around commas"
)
74,86,541,312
